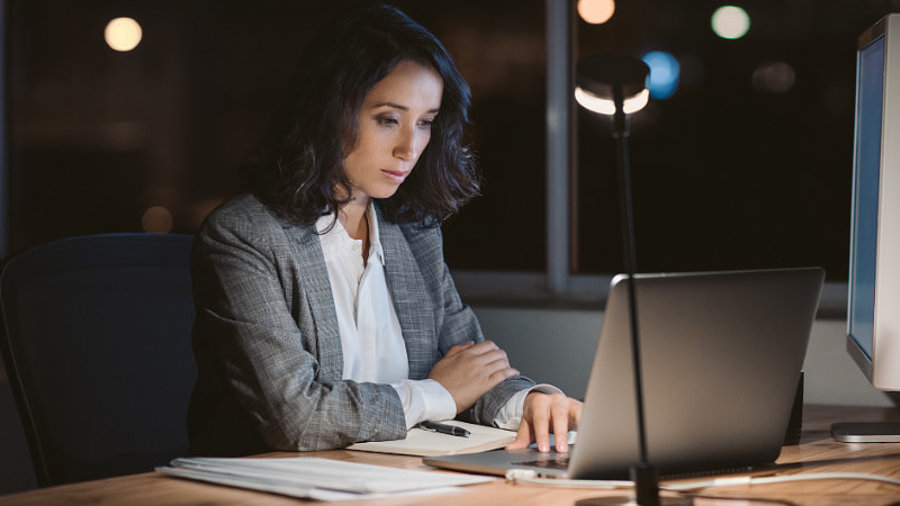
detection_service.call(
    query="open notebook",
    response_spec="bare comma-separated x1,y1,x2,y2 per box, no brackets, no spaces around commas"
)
347,420,517,457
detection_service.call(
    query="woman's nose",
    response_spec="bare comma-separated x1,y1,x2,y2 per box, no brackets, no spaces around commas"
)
393,128,417,161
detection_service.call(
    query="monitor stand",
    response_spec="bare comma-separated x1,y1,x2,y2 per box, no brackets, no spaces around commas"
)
831,422,900,443
831,392,900,442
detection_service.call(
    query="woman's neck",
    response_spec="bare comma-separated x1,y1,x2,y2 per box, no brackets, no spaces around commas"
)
338,197,371,265
339,197,369,241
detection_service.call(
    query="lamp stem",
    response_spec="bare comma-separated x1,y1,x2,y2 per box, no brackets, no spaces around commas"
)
613,85,659,506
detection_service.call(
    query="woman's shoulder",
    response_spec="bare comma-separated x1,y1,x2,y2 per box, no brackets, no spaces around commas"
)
387,214,445,262
200,193,293,240
378,204,441,241
207,193,270,219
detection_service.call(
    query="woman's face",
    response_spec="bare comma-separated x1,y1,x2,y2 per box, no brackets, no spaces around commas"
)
342,59,444,203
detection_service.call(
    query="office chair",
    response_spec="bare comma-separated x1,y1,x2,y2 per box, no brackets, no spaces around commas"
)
0,233,197,487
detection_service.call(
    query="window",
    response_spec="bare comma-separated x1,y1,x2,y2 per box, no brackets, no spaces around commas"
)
572,2,877,282
6,0,886,311
7,0,548,273
395,0,547,272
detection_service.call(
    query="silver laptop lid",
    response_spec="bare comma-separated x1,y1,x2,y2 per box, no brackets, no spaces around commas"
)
568,267,824,478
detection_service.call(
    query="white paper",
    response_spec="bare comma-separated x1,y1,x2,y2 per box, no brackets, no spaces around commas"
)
157,456,495,501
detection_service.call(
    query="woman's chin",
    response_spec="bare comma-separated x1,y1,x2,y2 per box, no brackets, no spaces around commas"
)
371,185,402,200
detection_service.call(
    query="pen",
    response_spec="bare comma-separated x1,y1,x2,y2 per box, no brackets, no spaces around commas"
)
418,420,470,438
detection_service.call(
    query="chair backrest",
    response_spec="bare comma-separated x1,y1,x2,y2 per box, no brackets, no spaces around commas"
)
0,233,197,486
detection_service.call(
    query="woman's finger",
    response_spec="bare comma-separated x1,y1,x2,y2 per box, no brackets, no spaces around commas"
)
507,417,533,450
445,341,475,356
551,396,570,453
530,396,551,453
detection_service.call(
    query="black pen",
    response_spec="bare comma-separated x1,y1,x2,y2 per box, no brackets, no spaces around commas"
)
418,420,470,437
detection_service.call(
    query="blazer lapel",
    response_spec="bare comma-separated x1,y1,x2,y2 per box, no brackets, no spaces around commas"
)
377,209,437,380
284,222,344,382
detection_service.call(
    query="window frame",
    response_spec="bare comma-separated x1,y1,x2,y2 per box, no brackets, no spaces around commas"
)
0,0,8,258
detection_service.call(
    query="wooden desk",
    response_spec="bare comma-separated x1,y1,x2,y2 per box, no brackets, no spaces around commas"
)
3,405,899,505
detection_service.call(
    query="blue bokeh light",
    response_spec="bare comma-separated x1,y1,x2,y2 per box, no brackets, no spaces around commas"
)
642,51,681,100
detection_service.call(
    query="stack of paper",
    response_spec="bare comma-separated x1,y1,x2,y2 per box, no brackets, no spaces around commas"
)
158,457,495,501
347,420,518,457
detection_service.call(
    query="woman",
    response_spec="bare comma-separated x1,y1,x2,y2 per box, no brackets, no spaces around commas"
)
187,3,581,457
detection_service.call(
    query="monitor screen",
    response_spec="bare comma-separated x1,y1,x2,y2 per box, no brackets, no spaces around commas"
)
848,34,884,363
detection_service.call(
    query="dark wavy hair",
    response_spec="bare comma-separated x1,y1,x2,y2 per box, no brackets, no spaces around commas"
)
241,3,480,226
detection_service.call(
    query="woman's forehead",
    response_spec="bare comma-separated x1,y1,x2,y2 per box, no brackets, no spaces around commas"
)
362,60,444,109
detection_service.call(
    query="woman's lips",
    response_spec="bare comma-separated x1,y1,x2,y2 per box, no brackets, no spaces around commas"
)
382,170,410,184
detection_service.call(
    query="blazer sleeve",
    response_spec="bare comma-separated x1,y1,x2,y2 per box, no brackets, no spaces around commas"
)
401,221,536,425
190,203,406,452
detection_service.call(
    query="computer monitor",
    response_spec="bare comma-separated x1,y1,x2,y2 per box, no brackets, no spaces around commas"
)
833,13,900,442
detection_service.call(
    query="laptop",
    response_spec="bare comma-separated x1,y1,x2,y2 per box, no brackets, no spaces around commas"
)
425,267,825,479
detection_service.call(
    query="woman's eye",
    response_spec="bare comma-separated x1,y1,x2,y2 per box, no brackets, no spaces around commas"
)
376,116,399,126
418,118,435,128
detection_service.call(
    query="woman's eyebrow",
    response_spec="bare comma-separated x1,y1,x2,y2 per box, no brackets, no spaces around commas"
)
372,102,440,114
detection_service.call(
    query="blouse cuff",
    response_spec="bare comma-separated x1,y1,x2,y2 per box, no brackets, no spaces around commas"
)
390,379,457,429
492,383,564,430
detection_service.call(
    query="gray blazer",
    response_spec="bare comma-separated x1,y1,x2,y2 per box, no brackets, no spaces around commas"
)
187,194,534,456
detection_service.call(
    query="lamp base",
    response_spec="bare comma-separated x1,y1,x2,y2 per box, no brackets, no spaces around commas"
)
575,493,692,506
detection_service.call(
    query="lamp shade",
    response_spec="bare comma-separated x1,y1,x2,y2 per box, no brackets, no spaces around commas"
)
575,54,650,115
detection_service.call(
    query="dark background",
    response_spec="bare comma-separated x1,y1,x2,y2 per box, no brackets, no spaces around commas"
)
8,0,898,279
574,0,879,277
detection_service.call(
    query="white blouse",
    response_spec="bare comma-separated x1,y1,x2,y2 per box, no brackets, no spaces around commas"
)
317,203,550,430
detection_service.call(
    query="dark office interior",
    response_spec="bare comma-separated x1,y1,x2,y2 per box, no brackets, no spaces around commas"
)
2,0,899,496
6,0,892,274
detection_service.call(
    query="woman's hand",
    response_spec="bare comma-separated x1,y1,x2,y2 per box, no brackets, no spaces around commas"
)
507,391,582,453
427,340,520,413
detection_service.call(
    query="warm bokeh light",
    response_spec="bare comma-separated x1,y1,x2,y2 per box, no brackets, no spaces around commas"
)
574,87,650,115
577,0,615,25
711,6,750,40
104,17,143,52
142,206,173,233
752,61,796,94
642,51,681,100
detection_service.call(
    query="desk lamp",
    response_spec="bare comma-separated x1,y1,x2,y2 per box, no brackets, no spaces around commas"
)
574,54,689,506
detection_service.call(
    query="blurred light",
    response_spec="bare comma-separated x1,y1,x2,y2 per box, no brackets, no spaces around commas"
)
578,0,615,24
105,17,143,52
711,6,750,40
574,87,650,115
752,61,796,93
642,51,681,100
142,206,173,234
